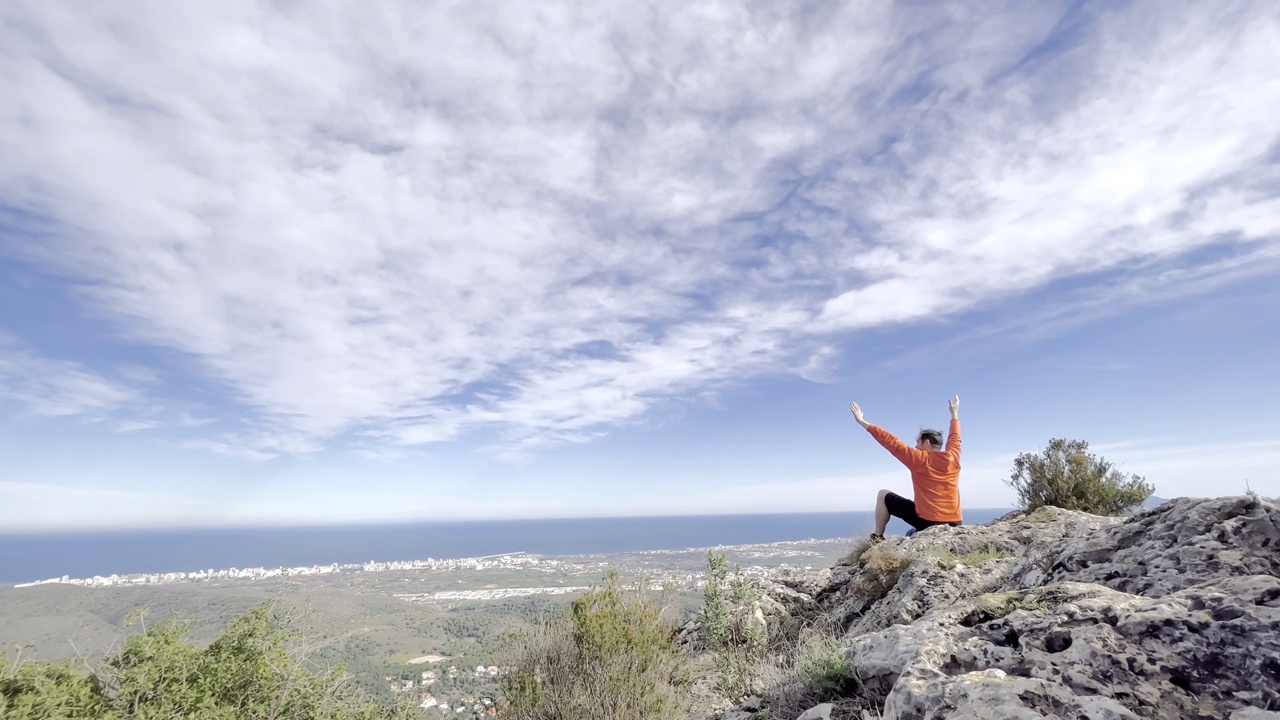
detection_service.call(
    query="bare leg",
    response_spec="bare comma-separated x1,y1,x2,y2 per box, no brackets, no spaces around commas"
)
874,488,891,536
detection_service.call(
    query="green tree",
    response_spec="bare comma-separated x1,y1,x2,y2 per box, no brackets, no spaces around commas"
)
1006,438,1154,515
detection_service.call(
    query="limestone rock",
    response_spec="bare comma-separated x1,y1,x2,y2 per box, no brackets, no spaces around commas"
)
843,551,1015,638
1230,709,1280,720
845,575,1280,718
770,567,833,599
710,496,1280,720
822,505,1118,636
1033,495,1280,597
795,703,833,720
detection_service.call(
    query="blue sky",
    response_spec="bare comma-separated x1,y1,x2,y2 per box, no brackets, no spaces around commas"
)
1,0,1278,531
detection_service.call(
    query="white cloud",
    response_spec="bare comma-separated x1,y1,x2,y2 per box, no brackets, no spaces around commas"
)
796,345,841,384
876,240,1280,374
0,336,138,419
0,0,1276,458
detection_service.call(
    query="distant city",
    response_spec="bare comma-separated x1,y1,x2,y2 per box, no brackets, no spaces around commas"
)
11,539,835,591
12,552,554,589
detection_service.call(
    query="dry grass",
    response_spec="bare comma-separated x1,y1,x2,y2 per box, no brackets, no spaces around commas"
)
919,543,1011,567
837,538,873,567
856,545,911,601
963,588,1072,626
732,612,879,720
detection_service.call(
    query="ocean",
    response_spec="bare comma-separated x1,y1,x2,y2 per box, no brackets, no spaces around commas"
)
0,508,1010,586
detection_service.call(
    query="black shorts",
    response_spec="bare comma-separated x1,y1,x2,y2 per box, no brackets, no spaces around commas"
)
885,492,962,532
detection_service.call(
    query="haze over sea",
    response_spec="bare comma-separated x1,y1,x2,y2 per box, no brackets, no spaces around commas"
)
1,509,1009,586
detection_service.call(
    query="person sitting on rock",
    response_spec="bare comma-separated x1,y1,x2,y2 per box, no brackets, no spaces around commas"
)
849,395,963,543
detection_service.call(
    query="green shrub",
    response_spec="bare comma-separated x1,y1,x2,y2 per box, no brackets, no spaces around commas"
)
700,552,765,653
701,551,733,650
796,646,857,700
500,573,688,720
698,551,770,702
752,618,861,720
0,604,414,720
1006,438,1154,516
0,655,107,720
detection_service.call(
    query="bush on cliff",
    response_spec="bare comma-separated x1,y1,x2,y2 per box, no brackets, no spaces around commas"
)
1007,438,1154,516
0,604,415,720
699,550,769,702
500,573,688,720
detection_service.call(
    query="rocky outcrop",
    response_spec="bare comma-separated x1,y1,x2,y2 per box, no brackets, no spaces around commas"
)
1025,495,1280,596
717,495,1280,720
822,504,1119,637
848,576,1280,718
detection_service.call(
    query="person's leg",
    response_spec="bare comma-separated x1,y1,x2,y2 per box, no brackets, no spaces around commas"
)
873,489,892,539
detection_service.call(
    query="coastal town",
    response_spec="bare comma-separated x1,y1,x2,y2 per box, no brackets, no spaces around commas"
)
12,552,558,589
10,539,847,592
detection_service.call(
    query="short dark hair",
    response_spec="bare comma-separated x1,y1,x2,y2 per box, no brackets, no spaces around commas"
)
918,429,943,449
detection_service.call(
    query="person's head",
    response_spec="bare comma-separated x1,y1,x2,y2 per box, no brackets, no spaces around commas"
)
916,428,943,451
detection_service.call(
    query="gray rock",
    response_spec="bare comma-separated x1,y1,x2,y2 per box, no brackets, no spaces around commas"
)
772,496,1280,720
771,567,833,598
823,506,1117,636
795,703,833,720
844,576,1280,719
1035,495,1280,597
1230,709,1280,720
843,551,1015,638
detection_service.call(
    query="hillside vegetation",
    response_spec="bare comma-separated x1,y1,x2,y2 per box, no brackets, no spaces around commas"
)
1,605,419,720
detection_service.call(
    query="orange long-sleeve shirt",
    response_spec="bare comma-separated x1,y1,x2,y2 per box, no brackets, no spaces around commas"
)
867,419,962,523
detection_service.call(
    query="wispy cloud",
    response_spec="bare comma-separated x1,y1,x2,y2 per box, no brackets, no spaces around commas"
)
0,1,1276,458
0,335,138,419
876,240,1280,374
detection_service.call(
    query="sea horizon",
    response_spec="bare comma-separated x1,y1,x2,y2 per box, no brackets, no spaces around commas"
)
1,507,1011,586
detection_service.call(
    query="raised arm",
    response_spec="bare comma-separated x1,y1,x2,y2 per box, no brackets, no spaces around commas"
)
945,395,961,458
851,401,925,468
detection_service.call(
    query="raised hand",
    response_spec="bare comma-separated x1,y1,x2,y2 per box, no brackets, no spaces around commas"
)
849,401,868,427
949,395,960,419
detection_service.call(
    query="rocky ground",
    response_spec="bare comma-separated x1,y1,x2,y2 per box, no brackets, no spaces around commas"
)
691,495,1280,720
